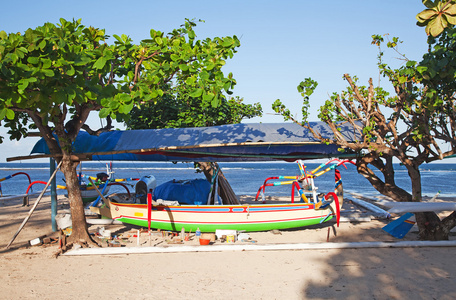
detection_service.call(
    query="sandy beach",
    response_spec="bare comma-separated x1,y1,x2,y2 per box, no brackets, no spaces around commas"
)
1,194,456,300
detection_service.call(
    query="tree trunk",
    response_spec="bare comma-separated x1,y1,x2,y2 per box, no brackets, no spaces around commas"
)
406,163,448,240
198,162,240,205
356,157,412,202
357,156,451,240
415,212,449,240
60,155,98,247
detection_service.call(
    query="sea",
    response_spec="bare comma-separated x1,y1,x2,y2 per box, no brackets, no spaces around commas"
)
0,161,455,199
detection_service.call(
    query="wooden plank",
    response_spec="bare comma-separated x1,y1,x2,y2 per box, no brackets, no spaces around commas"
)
63,240,456,256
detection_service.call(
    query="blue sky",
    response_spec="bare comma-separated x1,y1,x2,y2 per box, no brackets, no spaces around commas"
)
1,0,444,162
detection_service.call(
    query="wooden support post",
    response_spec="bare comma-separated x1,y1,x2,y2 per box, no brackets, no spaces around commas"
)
22,196,29,207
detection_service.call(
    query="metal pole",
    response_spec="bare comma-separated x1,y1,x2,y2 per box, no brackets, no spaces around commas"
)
50,158,57,232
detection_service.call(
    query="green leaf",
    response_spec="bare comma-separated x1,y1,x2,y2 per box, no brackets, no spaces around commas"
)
203,92,214,102
190,88,203,98
406,60,417,67
39,40,46,50
6,108,15,120
93,57,107,69
99,108,110,118
113,34,123,44
417,65,428,74
42,69,54,77
27,57,39,64
121,102,134,114
211,97,219,108
150,90,159,99
206,62,215,71
66,65,75,76
74,56,91,66
222,38,233,47
200,70,209,81
179,64,189,71
84,90,97,100
0,108,7,119
10,53,18,63
41,59,51,69
18,79,29,90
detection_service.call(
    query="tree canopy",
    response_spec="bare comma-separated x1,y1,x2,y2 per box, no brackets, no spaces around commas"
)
0,18,243,247
272,4,456,240
125,88,262,129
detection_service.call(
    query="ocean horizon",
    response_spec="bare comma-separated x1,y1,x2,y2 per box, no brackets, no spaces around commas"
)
1,161,455,199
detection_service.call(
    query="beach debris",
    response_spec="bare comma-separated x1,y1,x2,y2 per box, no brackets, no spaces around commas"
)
29,234,59,247
428,191,441,202
201,233,216,242
237,232,250,241
29,237,43,246
185,229,192,241
215,229,237,240
199,238,211,245
96,227,112,239
270,229,282,235
55,213,72,229
108,240,122,247
226,235,235,243
60,227,72,236
166,238,183,244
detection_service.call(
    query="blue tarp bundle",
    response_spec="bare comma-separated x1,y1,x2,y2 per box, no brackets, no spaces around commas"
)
153,179,211,205
30,122,358,162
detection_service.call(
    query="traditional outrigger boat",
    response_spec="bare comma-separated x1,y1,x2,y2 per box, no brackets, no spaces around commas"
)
58,164,136,203
18,122,360,232
90,160,347,232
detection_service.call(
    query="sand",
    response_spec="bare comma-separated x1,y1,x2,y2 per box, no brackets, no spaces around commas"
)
1,194,456,300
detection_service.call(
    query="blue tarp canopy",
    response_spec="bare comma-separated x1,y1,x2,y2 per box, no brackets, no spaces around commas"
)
29,122,358,162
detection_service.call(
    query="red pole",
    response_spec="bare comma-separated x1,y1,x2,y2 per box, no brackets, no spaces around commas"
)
147,193,152,232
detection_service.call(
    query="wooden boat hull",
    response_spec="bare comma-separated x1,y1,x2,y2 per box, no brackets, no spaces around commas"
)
92,195,342,232
80,186,111,203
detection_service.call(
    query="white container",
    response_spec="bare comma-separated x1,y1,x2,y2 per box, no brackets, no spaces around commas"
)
30,237,42,246
55,214,72,230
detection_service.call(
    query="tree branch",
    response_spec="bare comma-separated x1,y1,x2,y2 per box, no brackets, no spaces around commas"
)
81,115,113,136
